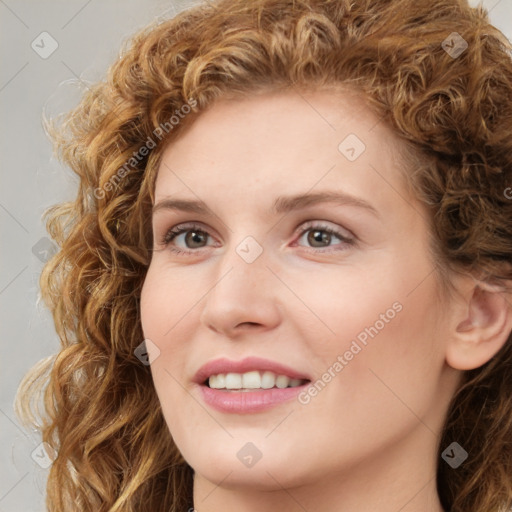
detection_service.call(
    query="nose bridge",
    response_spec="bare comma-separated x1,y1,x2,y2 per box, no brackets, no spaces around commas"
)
209,234,273,306
199,233,282,333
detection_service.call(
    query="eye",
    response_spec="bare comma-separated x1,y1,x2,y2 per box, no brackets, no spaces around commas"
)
294,222,355,252
159,222,215,255
157,220,355,256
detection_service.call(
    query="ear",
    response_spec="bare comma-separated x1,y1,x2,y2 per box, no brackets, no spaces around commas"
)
446,280,512,371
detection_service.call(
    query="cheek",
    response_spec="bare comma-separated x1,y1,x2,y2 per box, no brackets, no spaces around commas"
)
284,263,406,360
292,279,445,463
297,257,445,404
139,269,196,437
140,273,157,338
326,277,445,434
140,262,167,329
140,263,197,338
139,263,201,383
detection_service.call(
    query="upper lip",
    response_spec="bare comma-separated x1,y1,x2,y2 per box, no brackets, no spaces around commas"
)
193,356,312,385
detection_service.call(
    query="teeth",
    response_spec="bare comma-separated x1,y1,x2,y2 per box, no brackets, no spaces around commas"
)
225,373,242,389
242,371,261,389
208,371,306,390
261,371,276,389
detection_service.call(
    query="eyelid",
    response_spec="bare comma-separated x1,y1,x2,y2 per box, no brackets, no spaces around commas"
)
157,219,356,255
293,219,354,240
159,221,217,247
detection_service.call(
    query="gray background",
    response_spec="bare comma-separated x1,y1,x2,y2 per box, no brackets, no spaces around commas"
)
1,0,511,510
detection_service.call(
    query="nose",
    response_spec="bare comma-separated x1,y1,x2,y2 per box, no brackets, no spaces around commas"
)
199,240,282,338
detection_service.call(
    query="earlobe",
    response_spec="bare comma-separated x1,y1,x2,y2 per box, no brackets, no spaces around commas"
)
446,282,512,371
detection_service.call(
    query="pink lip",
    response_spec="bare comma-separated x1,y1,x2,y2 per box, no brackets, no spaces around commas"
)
199,385,310,413
193,356,312,414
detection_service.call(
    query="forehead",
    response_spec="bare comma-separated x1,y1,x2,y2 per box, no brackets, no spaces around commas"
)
152,88,413,218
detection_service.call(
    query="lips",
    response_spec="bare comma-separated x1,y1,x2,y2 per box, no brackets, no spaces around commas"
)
194,356,313,414
193,356,312,386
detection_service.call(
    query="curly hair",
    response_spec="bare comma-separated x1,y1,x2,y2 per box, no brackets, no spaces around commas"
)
14,0,512,510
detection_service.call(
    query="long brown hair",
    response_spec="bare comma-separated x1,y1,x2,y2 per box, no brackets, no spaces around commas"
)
15,0,512,510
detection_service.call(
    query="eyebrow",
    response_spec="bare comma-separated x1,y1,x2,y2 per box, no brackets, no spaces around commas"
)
152,191,379,218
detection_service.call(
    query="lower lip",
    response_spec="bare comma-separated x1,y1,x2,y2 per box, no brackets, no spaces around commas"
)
198,383,310,413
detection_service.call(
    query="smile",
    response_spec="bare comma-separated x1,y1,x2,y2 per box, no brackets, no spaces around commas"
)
207,370,307,390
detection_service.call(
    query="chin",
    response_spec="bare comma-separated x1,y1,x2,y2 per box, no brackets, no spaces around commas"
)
192,456,311,491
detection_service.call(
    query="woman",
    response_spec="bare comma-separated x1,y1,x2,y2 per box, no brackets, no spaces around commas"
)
15,0,512,511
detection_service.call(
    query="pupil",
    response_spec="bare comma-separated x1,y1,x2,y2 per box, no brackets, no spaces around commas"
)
186,231,206,248
309,229,329,247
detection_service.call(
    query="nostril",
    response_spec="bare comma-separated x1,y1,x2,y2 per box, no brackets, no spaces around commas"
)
238,322,261,328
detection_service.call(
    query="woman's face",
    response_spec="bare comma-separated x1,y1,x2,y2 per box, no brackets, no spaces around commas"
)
140,89,461,493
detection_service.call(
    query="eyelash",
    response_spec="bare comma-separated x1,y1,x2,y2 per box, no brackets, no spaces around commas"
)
158,221,355,255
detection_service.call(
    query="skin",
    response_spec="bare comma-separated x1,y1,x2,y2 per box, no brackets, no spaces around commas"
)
140,88,512,512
